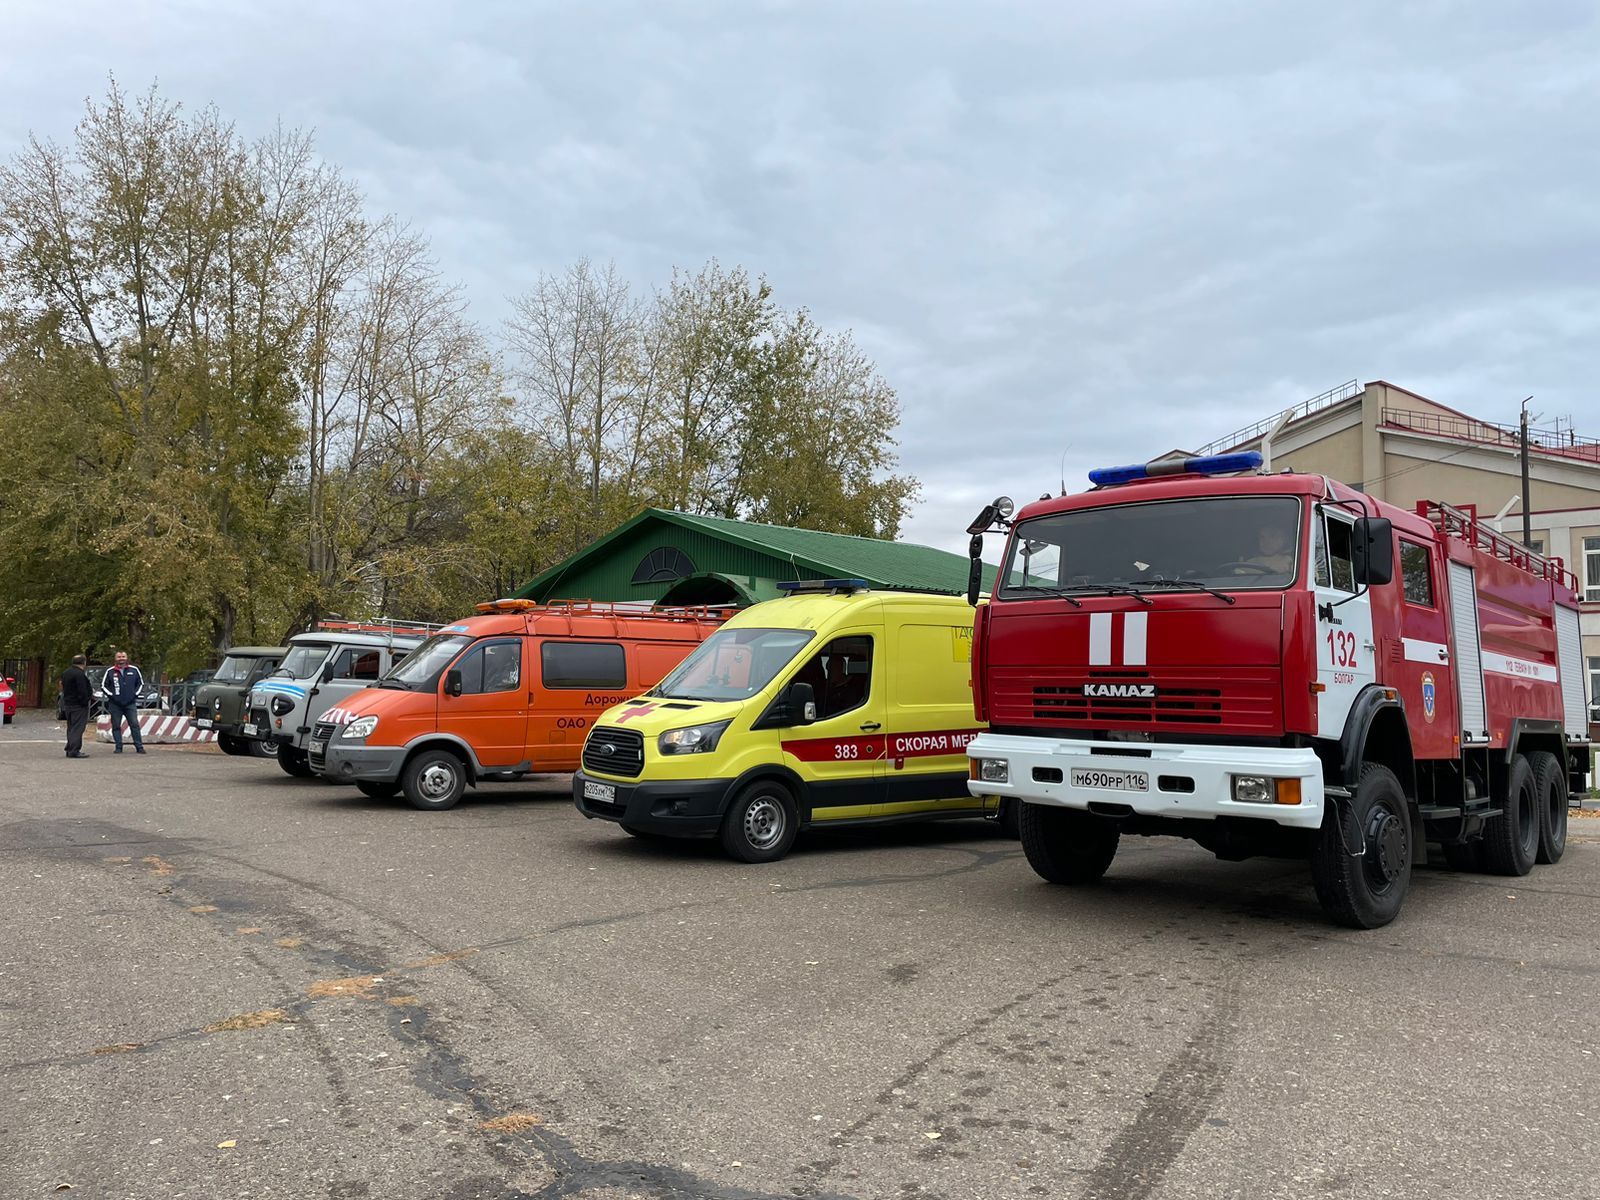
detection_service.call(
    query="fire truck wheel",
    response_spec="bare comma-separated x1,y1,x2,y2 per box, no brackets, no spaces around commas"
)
1311,763,1411,929
276,745,315,778
1483,755,1539,877
720,780,798,863
1018,803,1119,884
1527,750,1567,865
997,799,1021,839
217,733,249,757
401,750,468,811
356,780,401,800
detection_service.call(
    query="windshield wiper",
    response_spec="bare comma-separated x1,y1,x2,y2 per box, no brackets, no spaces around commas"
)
373,678,411,690
1052,583,1153,607
1000,585,1082,607
1134,578,1237,605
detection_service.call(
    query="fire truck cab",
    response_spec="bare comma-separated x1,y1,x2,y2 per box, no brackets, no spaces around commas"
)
965,453,1590,928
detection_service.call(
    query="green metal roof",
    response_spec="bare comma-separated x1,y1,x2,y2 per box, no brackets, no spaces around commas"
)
516,508,994,601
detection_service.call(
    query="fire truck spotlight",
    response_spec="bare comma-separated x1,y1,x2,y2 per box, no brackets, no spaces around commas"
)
1274,779,1303,806
1230,775,1273,803
975,758,1009,784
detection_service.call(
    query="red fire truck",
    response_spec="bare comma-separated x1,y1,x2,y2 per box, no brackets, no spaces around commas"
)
964,451,1590,928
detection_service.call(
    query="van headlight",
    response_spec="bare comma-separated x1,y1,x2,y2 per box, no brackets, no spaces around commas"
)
341,715,379,740
658,720,731,755
270,696,295,716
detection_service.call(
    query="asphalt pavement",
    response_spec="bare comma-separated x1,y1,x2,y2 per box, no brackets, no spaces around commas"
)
2,710,1598,1200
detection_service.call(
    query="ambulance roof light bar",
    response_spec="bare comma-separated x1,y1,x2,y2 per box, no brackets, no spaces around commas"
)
776,578,872,594
1088,450,1263,487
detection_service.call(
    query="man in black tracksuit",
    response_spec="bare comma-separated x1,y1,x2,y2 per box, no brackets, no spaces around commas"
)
104,650,147,754
61,655,92,758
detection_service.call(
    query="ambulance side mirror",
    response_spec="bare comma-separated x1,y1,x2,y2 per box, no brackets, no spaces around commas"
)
785,681,817,726
445,668,463,698
1352,516,1394,586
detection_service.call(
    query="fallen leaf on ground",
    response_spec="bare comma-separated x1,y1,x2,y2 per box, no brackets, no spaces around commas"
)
204,1009,289,1033
236,926,262,934
274,937,304,949
142,856,174,876
386,995,420,1007
925,1132,942,1140
308,975,380,999
480,1113,542,1133
216,1140,236,1149
92,1043,143,1055
188,905,218,914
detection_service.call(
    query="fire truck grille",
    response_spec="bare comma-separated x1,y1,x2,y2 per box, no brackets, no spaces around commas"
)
582,727,644,778
996,668,1280,734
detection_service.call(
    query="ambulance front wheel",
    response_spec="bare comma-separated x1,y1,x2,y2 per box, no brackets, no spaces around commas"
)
402,749,468,811
721,780,798,863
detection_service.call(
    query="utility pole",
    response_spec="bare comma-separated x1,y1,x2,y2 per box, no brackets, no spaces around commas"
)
1520,396,1534,548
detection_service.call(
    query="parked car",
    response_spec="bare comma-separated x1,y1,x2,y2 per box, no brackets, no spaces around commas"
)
1,676,16,724
192,649,284,756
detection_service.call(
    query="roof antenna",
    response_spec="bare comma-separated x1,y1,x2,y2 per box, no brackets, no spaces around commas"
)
1059,447,1069,497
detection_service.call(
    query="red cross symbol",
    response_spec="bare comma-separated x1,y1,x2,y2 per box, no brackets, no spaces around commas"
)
614,703,658,723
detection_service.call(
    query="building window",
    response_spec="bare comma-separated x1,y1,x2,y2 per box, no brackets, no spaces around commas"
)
632,546,697,585
1585,537,1600,602
542,641,627,689
1590,657,1600,722
1399,540,1434,606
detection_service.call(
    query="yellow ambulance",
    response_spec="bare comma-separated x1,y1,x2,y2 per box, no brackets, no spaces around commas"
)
572,580,1004,861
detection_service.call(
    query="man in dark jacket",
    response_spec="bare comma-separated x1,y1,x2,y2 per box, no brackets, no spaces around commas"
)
104,650,147,754
61,655,92,758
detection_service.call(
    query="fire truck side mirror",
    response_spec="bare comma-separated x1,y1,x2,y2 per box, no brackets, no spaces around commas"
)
1352,516,1395,586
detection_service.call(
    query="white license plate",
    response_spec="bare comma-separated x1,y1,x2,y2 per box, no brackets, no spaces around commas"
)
1071,768,1149,793
194,718,213,729
242,723,258,736
583,780,616,803
309,740,325,756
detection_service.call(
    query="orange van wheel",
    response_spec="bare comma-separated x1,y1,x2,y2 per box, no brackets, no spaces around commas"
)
401,749,468,811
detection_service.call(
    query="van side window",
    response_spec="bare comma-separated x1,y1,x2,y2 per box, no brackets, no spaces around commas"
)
1317,514,1356,593
543,642,626,689
790,635,873,720
1400,540,1434,606
330,648,381,680
457,641,522,694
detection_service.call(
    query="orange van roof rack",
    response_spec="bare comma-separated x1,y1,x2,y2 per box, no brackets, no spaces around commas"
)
472,597,736,626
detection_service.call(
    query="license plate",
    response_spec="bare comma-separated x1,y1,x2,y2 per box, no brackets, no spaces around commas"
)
242,723,258,736
1070,768,1149,793
194,718,213,729
583,780,616,803
310,740,325,756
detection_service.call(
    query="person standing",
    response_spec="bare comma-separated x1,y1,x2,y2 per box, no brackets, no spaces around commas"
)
61,655,92,758
104,650,147,754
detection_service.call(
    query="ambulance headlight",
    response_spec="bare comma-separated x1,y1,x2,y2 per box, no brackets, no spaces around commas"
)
1231,774,1272,803
270,696,294,717
976,757,1009,784
341,715,379,740
658,720,731,755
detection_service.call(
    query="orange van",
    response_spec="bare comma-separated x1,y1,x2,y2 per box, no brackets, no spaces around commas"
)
313,600,729,809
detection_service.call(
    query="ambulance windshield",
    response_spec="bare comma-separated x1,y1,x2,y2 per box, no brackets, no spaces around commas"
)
653,628,816,702
999,496,1303,598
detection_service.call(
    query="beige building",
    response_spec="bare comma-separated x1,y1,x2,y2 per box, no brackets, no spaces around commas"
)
1196,380,1600,719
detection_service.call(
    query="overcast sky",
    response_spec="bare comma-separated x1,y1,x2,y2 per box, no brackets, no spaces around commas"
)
5,1,1598,554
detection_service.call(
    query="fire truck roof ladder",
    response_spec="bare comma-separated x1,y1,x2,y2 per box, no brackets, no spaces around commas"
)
1414,499,1578,591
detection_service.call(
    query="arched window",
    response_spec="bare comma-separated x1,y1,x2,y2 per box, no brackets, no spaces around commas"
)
632,546,697,585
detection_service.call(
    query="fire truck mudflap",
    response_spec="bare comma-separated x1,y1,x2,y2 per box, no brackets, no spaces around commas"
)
967,733,1325,828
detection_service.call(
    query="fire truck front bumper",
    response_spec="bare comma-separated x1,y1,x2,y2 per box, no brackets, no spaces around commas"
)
967,733,1325,830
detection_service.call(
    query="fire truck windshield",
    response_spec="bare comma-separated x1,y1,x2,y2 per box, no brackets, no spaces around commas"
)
998,496,1303,598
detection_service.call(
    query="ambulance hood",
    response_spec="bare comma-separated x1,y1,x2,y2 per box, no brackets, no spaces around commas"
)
590,696,746,737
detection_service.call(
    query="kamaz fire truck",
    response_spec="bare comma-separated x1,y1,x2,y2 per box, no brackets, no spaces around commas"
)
964,451,1590,928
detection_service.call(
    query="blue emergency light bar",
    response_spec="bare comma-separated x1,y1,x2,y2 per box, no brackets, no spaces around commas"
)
776,578,871,594
1088,450,1263,487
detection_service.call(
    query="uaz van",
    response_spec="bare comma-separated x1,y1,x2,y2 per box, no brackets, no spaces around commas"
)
315,600,729,810
244,621,436,776
573,581,1002,861
192,646,286,756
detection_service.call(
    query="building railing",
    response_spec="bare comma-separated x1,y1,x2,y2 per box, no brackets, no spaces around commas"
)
1194,379,1361,457
1380,408,1600,463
